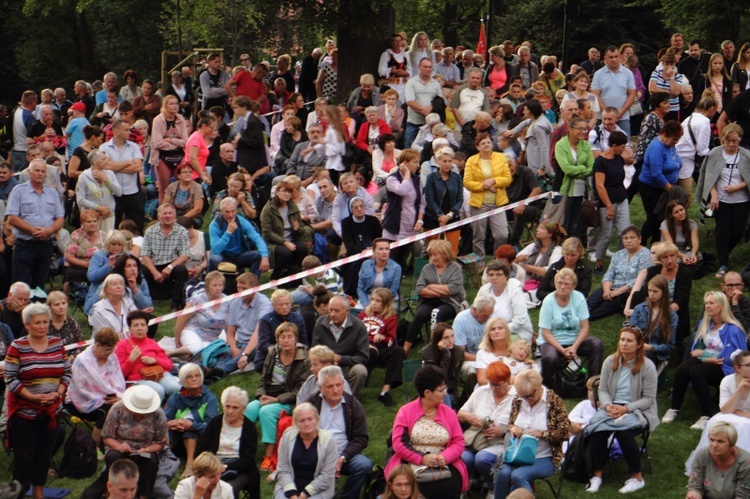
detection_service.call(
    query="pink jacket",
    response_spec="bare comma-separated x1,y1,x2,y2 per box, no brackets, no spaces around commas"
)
149,113,189,165
385,399,468,491
115,335,174,381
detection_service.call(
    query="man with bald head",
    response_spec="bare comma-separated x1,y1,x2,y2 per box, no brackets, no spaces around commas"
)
209,143,238,196
72,80,95,117
28,104,65,156
6,158,65,288
311,295,370,396
95,72,120,105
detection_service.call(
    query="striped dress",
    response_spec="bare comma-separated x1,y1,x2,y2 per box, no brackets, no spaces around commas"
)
4,336,71,420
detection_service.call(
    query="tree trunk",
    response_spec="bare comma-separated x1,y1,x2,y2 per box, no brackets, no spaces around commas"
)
74,12,102,77
336,3,395,103
442,2,459,47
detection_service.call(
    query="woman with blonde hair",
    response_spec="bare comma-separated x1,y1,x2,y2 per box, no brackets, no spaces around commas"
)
271,54,296,94
475,317,512,386
150,94,189,201
424,146,463,255
694,53,733,118
408,32,436,76
174,451,234,499
358,288,403,406
663,291,747,430
273,403,338,499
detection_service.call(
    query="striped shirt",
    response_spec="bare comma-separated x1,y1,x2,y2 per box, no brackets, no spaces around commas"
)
4,336,71,420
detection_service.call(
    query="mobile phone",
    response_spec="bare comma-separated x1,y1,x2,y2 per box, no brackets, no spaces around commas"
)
106,393,116,398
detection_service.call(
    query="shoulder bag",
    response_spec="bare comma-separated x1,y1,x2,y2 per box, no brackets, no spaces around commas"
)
504,433,538,466
410,463,452,483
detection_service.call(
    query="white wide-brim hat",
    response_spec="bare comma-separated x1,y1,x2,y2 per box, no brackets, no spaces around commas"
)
122,385,161,415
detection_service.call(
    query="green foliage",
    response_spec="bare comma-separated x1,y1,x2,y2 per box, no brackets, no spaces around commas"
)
630,0,750,50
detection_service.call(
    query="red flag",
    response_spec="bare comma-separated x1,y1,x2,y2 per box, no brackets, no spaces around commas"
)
477,21,487,61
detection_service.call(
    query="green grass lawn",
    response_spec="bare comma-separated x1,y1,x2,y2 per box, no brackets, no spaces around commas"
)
7,196,749,498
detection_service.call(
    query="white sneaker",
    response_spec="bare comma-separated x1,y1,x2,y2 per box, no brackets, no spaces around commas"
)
586,476,602,493
588,251,597,263
691,416,710,430
618,478,645,493
606,249,615,257
661,408,679,423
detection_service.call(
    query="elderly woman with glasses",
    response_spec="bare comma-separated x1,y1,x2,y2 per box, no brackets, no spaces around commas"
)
494,370,569,498
458,361,514,490
165,363,220,479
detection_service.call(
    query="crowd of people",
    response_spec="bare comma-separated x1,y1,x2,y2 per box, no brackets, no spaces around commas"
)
1,29,750,499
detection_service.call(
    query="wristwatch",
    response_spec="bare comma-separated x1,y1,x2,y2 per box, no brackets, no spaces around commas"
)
240,353,248,357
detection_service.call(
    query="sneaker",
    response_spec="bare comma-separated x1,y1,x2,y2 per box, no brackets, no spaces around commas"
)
662,408,679,423
618,478,645,494
588,251,597,263
715,266,729,278
266,470,278,482
260,456,274,471
606,249,615,257
594,265,605,276
586,476,602,493
379,392,395,407
691,416,710,430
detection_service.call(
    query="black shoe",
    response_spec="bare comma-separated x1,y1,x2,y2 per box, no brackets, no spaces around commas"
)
594,265,604,276
378,392,394,407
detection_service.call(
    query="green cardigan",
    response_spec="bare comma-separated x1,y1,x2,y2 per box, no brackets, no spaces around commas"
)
554,136,595,196
260,198,305,266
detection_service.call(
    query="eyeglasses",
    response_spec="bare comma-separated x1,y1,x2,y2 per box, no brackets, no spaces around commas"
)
740,363,750,368
724,283,744,288
570,126,588,131
278,188,292,194
240,58,249,62
519,389,538,400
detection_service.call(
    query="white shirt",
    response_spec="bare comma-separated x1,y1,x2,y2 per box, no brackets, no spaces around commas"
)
720,374,750,412
514,387,552,459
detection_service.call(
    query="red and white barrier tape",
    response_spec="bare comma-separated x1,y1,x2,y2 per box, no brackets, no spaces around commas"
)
65,339,93,351
148,191,553,326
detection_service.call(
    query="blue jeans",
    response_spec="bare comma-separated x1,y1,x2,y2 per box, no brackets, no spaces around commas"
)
209,251,262,277
214,341,252,373
617,118,631,137
494,456,554,498
13,239,54,290
340,454,373,499
137,373,181,403
404,123,421,149
291,290,313,306
11,150,27,171
462,449,500,488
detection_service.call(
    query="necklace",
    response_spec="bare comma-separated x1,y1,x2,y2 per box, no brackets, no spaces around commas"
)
423,406,437,417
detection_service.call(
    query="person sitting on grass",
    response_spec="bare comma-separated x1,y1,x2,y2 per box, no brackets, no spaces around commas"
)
358,288,404,407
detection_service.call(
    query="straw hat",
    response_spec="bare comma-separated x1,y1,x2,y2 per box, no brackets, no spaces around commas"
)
122,385,161,415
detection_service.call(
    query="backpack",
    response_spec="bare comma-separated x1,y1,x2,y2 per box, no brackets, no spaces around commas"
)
363,464,387,499
563,434,593,483
58,426,97,479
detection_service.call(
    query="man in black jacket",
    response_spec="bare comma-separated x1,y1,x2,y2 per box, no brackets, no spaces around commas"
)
306,365,371,499
299,48,324,102
311,295,370,395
